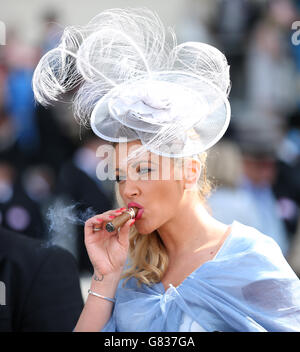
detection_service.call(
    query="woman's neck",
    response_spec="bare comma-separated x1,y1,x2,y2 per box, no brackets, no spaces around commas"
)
157,193,228,258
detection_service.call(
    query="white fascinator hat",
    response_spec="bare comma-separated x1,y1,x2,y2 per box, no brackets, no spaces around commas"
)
32,8,231,161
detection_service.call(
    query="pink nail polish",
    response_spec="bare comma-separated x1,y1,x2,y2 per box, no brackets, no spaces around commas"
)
109,215,115,219
96,218,103,222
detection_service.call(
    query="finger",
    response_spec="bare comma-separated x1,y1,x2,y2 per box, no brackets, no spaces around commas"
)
103,207,127,216
84,208,129,239
85,214,115,229
91,218,104,232
85,215,124,238
86,208,127,226
117,218,135,248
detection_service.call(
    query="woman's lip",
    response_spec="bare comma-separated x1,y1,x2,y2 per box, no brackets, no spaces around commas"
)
127,202,143,209
127,202,144,220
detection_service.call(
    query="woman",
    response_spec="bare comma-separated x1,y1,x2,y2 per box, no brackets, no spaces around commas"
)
32,8,300,332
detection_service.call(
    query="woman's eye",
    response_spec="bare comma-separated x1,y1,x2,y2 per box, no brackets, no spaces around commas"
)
139,168,152,175
116,167,154,182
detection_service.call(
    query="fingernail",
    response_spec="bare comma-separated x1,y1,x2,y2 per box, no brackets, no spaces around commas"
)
109,215,115,219
129,219,136,227
119,207,126,210
96,218,103,222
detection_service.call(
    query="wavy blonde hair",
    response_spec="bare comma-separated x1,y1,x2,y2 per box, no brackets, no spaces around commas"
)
114,151,212,288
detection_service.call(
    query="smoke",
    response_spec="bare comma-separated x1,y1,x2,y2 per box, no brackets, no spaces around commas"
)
42,199,97,249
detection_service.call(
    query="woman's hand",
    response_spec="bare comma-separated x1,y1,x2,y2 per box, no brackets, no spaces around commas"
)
84,208,134,276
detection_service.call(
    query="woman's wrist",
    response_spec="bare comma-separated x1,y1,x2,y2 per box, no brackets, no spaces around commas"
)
90,269,122,296
75,270,122,332
93,265,124,279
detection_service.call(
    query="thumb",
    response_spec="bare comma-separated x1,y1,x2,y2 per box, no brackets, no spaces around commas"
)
118,218,135,248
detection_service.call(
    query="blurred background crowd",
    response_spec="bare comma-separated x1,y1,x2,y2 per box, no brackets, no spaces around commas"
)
0,0,300,288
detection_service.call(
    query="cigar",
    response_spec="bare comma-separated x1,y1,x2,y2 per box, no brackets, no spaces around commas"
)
93,207,138,232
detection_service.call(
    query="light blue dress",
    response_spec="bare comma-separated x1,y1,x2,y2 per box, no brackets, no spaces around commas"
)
101,221,300,332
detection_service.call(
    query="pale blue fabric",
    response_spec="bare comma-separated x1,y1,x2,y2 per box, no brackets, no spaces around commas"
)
101,221,300,332
178,312,207,331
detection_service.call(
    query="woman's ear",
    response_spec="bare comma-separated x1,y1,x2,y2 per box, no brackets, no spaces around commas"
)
183,158,202,191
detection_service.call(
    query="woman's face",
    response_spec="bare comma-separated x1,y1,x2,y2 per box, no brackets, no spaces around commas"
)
115,140,186,235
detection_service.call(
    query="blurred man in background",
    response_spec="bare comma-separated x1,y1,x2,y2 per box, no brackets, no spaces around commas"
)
0,226,83,331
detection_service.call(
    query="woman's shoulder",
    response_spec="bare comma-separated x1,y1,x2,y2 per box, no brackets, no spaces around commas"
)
216,220,284,261
213,220,299,279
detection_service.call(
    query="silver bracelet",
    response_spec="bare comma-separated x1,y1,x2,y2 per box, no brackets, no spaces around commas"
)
88,289,116,303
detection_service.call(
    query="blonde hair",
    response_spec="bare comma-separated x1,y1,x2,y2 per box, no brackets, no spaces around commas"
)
114,151,212,288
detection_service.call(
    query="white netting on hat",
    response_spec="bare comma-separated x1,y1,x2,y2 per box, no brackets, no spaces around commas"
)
32,7,231,160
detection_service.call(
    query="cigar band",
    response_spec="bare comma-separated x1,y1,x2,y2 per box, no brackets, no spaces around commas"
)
126,208,136,219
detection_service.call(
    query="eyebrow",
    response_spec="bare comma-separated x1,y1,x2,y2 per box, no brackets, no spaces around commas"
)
115,160,157,172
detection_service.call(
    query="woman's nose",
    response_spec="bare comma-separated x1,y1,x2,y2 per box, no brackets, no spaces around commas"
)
122,178,141,199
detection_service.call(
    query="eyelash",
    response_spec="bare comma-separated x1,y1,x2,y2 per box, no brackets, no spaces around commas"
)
139,167,153,175
116,168,153,183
